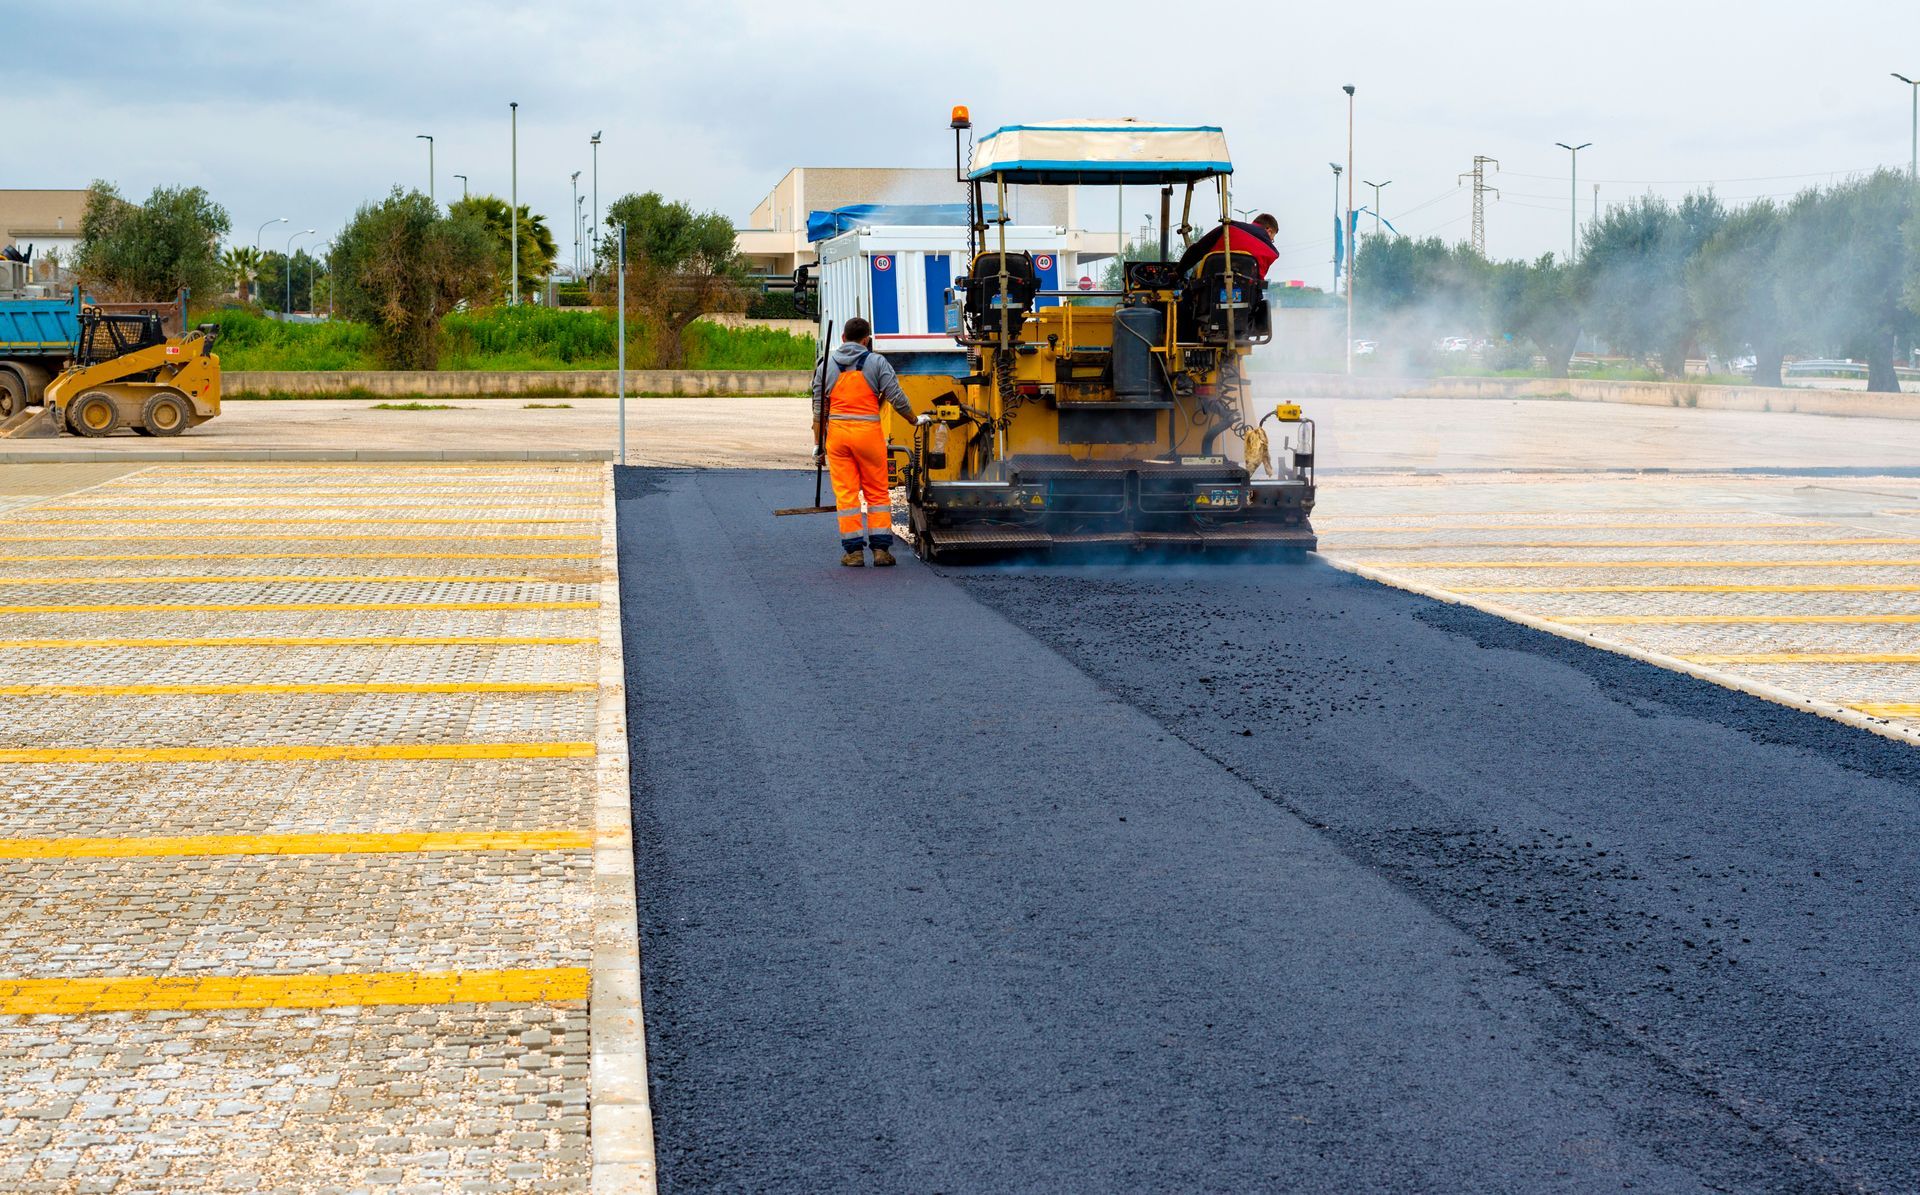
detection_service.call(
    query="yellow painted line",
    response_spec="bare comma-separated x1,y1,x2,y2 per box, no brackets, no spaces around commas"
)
1456,584,1920,594
0,742,594,764
0,967,589,1014
38,505,601,514
1854,703,1920,718
0,600,597,614
0,681,595,697
0,830,592,859
0,533,597,542
0,636,598,649
0,574,567,586
0,552,597,563
1550,614,1920,625
1681,653,1920,665
1329,537,1920,549
1363,559,1920,570
6,518,594,526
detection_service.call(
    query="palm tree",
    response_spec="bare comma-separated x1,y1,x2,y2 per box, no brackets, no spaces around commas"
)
221,245,263,303
448,195,557,301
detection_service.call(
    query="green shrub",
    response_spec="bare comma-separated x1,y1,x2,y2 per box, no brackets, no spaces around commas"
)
681,321,816,369
205,308,378,370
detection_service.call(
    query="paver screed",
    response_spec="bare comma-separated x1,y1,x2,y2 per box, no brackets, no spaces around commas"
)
0,464,637,1193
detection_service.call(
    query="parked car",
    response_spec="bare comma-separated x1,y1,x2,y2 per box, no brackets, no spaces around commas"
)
1351,339,1377,357
1438,335,1471,353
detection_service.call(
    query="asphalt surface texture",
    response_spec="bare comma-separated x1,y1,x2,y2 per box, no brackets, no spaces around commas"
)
618,467,1920,1194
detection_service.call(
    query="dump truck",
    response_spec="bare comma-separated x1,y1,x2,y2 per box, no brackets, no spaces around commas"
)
876,111,1315,561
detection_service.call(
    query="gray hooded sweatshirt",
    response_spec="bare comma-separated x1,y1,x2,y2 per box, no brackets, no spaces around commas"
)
812,342,915,423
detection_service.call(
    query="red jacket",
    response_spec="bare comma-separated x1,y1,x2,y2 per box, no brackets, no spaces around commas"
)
1178,221,1279,277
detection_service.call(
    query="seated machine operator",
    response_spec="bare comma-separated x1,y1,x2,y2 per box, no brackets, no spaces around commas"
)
1176,212,1280,278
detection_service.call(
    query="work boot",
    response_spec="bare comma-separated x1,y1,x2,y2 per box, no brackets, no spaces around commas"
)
871,546,897,567
840,549,865,567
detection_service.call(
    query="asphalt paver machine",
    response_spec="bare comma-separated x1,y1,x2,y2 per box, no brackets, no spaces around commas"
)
892,111,1316,561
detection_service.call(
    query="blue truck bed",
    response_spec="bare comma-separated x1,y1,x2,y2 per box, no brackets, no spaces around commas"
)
0,293,79,359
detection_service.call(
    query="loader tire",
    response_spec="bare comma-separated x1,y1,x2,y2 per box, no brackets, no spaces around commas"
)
136,391,191,437
0,368,25,419
65,392,122,437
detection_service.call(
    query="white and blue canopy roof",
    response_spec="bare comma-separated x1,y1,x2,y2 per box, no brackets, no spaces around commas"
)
967,120,1232,185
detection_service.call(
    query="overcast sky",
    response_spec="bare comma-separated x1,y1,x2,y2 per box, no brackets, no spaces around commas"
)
14,1,1919,279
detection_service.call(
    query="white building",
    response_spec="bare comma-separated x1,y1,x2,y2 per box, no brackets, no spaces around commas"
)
0,190,87,283
735,167,1122,277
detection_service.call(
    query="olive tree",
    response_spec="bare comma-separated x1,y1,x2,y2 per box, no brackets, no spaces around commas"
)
330,188,495,369
600,192,749,367
73,181,230,302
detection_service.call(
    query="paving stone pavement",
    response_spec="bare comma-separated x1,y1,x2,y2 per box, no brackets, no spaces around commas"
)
1315,471,1920,741
0,464,637,1194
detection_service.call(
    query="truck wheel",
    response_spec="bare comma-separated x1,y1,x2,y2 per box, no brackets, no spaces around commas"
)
65,392,122,437
0,369,25,419
136,391,191,437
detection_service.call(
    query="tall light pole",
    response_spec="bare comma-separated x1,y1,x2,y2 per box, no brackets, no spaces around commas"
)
1896,74,1919,182
510,102,520,305
308,243,327,315
416,134,434,204
571,171,582,276
1362,179,1391,235
454,174,469,201
590,131,602,280
254,216,286,253
1556,141,1592,265
1328,162,1343,292
576,195,587,280
1344,84,1355,377
286,228,314,314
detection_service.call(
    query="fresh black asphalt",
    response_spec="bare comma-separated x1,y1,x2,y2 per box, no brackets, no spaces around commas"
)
618,467,1920,1193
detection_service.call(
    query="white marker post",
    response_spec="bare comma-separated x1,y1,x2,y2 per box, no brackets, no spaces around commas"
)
616,223,627,466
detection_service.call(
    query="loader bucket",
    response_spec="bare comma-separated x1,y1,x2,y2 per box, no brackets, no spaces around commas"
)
0,406,61,438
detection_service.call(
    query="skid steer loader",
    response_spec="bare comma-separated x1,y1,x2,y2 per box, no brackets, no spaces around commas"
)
0,308,221,438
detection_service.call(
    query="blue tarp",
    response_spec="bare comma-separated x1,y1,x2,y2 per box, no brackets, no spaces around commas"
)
806,203,1000,243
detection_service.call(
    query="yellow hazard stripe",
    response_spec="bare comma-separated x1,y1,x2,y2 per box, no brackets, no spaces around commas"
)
0,967,590,1014
38,505,600,513
0,830,591,859
0,636,598,649
1854,703,1920,718
90,486,605,494
0,574,570,586
0,600,597,614
0,742,593,763
0,681,596,697
1681,653,1920,665
1454,584,1920,594
0,552,597,563
1363,559,1920,570
1549,614,1920,625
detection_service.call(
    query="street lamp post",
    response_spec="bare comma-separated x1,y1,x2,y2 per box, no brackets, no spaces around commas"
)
571,171,582,276
590,131,602,281
416,134,434,204
286,228,315,314
576,196,587,280
308,243,327,315
510,102,520,305
1344,84,1355,377
454,174,468,201
252,216,286,305
1896,74,1920,182
1555,141,1592,265
1362,179,1391,235
1328,162,1343,293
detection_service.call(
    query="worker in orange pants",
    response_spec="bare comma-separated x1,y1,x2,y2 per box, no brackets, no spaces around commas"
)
812,317,925,567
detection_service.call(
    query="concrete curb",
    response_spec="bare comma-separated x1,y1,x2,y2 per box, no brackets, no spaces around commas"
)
226,368,813,398
0,449,617,464
1320,554,1920,750
590,462,657,1194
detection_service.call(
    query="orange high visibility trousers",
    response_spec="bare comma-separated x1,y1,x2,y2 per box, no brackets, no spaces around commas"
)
827,420,892,550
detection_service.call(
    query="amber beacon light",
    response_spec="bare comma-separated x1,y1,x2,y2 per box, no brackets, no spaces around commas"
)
950,105,971,130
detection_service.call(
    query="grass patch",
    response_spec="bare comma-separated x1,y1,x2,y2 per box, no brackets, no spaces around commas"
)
523,402,573,409
204,304,816,372
371,402,459,411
